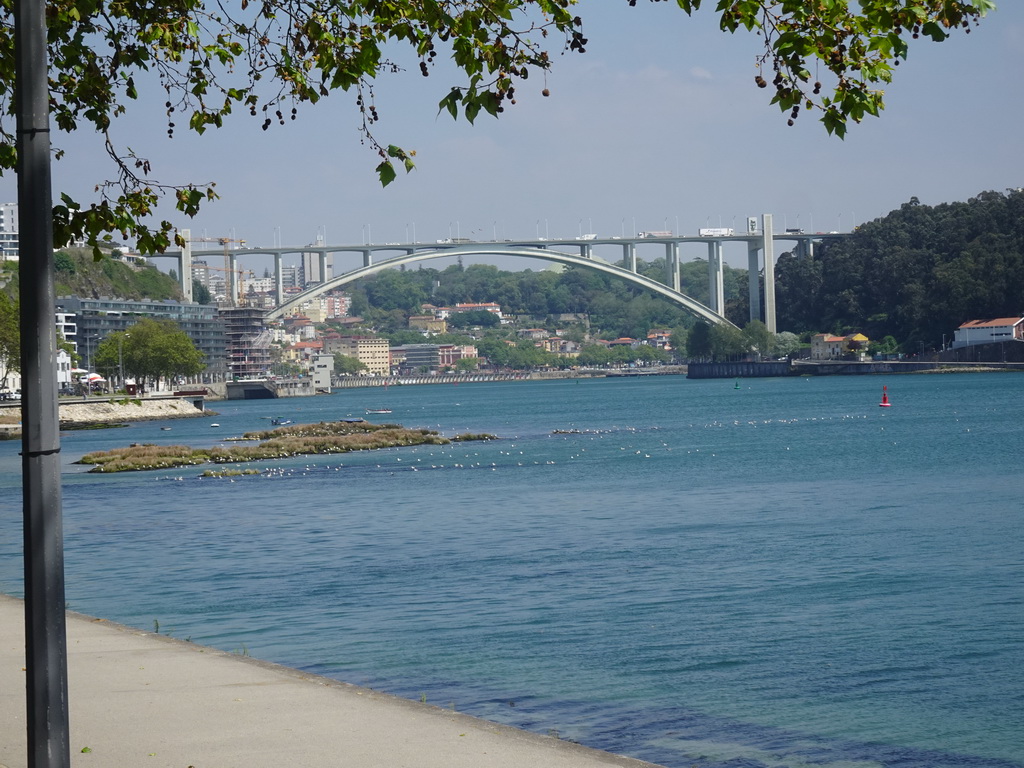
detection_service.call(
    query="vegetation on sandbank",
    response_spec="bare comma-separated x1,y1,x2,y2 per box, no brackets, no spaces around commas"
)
76,420,497,473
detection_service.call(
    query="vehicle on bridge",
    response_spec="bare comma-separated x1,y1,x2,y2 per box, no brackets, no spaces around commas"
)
638,231,672,239
698,228,734,237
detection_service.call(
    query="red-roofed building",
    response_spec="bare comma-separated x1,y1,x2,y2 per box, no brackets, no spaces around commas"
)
646,329,673,349
952,317,1024,348
607,337,638,348
811,334,847,360
282,338,324,366
811,332,871,360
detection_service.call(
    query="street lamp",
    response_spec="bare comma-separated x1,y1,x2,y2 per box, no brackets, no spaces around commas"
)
118,333,130,393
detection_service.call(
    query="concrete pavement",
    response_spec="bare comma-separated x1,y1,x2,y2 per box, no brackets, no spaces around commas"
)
1,595,663,768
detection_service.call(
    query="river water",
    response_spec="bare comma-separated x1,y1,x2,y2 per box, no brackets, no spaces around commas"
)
2,373,1022,768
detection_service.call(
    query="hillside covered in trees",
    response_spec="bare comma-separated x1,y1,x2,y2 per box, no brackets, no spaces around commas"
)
1,248,186,304
775,189,1024,348
347,259,752,341
49,249,184,301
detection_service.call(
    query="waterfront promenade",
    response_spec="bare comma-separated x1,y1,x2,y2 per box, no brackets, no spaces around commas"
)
0,596,660,768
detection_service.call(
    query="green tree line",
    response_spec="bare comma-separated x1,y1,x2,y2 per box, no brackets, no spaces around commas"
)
93,318,205,392
347,260,750,341
775,189,1024,349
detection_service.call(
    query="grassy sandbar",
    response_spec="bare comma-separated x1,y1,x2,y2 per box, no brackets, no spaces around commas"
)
77,420,496,473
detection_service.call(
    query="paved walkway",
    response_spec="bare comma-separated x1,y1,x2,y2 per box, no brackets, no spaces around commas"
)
1,595,662,768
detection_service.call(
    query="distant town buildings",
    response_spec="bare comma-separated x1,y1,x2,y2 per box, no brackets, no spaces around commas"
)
300,236,332,285
646,329,673,350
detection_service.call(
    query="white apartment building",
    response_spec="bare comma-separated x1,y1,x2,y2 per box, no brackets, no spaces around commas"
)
952,317,1024,348
0,202,18,261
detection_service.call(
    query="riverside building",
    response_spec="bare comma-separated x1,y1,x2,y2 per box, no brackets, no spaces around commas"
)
57,296,228,380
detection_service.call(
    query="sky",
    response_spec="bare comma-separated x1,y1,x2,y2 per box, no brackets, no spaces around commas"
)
3,2,1023,273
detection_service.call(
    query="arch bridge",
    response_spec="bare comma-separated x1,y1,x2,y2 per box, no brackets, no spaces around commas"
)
170,215,845,332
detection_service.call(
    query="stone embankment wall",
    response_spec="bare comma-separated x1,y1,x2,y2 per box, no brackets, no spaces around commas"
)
59,398,207,426
687,362,793,379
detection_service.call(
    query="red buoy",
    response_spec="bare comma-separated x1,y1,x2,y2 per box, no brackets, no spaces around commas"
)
879,385,891,407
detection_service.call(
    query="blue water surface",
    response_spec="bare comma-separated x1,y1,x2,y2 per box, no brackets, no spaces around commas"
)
2,373,1022,768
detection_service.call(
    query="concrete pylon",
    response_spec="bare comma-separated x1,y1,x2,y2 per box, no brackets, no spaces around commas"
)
274,252,284,307
747,240,761,323
669,241,680,292
180,228,193,302
763,214,776,333
707,240,724,315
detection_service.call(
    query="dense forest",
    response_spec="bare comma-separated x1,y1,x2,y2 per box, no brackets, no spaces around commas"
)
775,189,1024,347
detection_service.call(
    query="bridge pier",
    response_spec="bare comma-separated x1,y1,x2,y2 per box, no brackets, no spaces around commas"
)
179,229,193,302
274,252,284,307
362,250,373,268
671,242,681,292
747,241,761,323
762,213,776,333
707,240,724,314
625,242,637,273
665,242,679,292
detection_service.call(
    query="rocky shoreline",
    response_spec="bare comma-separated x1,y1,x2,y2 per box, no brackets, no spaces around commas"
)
0,398,209,436
60,397,209,426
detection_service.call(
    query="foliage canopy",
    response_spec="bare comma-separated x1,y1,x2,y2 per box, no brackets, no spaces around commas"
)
93,317,205,389
774,189,1024,348
0,291,18,386
0,0,994,256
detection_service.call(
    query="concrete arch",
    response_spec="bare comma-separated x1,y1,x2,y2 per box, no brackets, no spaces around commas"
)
264,246,735,326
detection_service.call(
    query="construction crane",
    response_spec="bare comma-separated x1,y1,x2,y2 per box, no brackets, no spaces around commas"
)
194,263,255,306
189,236,247,306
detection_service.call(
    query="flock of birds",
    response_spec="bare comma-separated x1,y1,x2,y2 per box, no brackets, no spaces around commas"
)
156,412,882,483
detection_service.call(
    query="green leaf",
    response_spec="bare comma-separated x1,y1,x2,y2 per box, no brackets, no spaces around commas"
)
376,160,397,187
438,89,460,120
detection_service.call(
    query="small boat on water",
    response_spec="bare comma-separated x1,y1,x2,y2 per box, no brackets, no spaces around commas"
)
210,423,221,428
271,418,293,426
366,408,392,414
